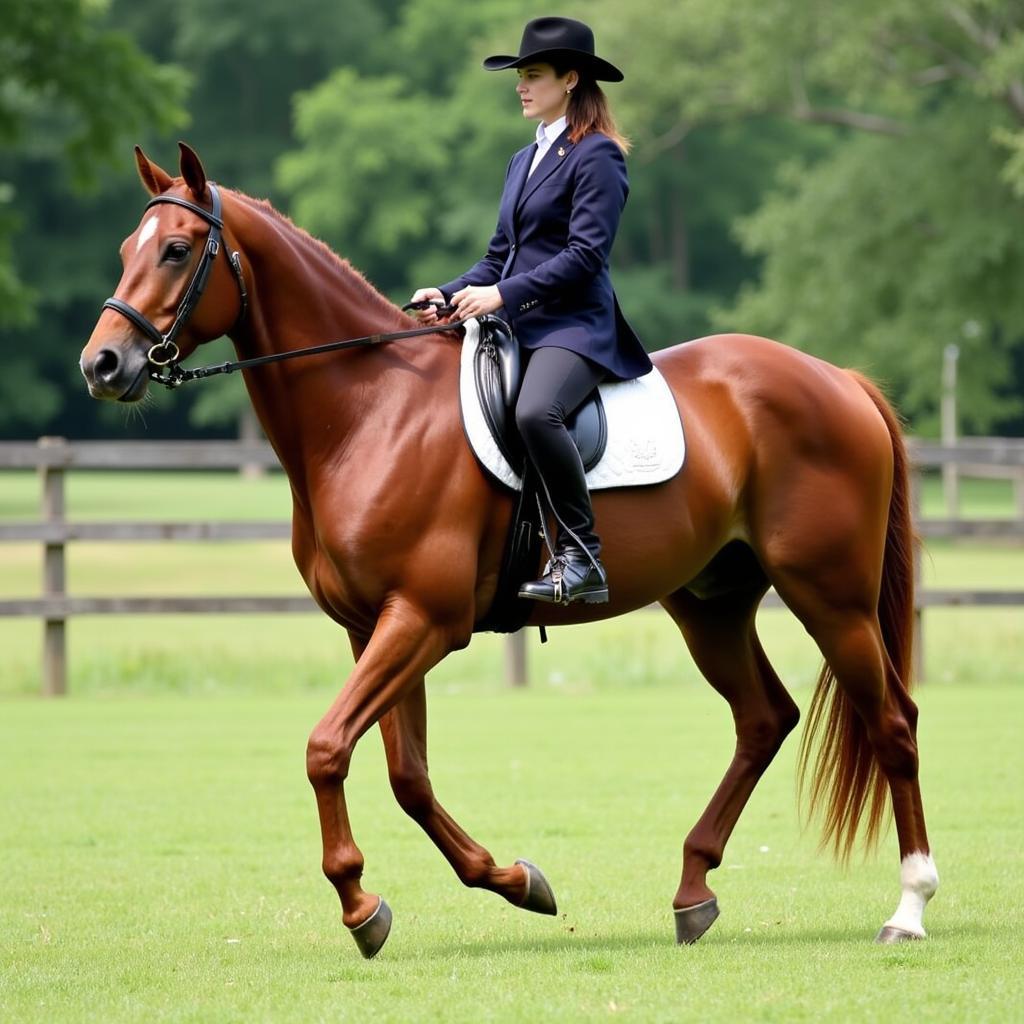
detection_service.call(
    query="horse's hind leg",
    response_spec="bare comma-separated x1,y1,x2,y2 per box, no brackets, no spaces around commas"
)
661,583,800,943
758,430,938,942
776,577,938,941
377,677,557,916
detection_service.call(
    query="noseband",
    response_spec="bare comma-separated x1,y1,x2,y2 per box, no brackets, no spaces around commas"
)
102,182,248,376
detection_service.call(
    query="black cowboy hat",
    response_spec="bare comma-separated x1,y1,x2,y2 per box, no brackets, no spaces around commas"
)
483,16,624,82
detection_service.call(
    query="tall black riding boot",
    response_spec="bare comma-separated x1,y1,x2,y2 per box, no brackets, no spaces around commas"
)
518,449,608,605
513,347,609,605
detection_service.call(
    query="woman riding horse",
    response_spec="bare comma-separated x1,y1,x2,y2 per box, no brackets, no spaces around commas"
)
411,16,651,605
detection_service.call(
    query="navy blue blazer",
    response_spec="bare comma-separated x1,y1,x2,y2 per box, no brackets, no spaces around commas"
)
438,129,652,382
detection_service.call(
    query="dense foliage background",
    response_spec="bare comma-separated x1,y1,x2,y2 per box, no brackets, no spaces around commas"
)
2,0,1022,438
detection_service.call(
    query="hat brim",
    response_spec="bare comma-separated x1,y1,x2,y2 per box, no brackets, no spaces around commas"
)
482,48,624,83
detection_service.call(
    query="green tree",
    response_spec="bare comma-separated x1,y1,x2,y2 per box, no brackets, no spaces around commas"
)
0,0,391,438
728,104,1024,432
276,0,536,298
276,0,813,353
588,0,1024,430
138,0,393,200
0,0,186,431
279,68,459,288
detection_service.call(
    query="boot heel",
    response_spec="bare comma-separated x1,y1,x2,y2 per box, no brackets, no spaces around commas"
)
580,587,609,604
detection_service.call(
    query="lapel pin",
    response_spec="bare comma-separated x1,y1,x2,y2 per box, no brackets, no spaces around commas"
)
557,147,566,158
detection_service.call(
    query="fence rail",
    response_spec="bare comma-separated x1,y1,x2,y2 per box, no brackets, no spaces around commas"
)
908,437,1024,466
0,439,280,470
0,521,291,542
2,436,1023,695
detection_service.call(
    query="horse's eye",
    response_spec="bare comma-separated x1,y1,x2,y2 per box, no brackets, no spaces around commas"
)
164,243,191,263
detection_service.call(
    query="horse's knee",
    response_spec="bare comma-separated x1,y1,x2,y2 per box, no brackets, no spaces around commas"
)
306,728,351,788
388,765,434,820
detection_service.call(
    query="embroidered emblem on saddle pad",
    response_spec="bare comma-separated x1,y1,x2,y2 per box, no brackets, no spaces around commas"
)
459,318,685,491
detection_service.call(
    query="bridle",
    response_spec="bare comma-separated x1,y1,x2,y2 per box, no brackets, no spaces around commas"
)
102,181,248,379
102,183,471,390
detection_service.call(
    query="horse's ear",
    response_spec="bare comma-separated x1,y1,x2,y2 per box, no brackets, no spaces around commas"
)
135,145,173,196
178,141,209,201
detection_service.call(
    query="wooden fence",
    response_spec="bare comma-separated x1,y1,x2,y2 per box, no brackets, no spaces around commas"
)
1,436,1022,695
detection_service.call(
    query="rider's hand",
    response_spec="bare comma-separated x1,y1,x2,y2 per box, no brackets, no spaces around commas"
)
408,287,445,323
452,284,503,320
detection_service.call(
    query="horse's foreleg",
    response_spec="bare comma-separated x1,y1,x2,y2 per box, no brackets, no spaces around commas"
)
662,587,800,944
305,603,449,958
378,679,556,915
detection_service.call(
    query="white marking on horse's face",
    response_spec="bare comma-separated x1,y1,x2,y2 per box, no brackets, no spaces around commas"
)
136,214,159,252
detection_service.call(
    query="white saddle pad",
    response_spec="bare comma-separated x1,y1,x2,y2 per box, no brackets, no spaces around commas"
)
459,319,685,491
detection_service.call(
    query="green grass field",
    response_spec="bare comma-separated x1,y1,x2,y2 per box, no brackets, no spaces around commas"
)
0,470,1022,1020
1,686,1022,1022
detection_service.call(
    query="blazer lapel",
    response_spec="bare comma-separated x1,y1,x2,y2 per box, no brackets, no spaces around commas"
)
516,129,574,212
502,147,533,228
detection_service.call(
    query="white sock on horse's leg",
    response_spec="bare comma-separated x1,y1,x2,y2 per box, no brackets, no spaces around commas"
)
882,851,939,937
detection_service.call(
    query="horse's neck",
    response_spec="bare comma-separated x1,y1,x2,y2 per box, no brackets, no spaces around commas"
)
227,197,439,499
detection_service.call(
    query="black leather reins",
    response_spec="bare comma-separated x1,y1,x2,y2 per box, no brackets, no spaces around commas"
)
149,301,468,389
103,183,465,390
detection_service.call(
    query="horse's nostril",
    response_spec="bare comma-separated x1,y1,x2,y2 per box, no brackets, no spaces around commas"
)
95,348,121,382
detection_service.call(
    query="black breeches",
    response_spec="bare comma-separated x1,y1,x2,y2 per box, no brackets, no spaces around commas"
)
514,345,605,557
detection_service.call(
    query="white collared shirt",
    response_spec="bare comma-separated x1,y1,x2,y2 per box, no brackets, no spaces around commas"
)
528,115,568,177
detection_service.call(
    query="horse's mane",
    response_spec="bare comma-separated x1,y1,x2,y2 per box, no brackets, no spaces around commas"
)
228,189,410,326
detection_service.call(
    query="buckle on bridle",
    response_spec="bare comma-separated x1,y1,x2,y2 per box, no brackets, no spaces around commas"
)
147,340,181,367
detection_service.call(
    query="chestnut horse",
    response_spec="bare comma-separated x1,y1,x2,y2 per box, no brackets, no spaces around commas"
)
80,144,938,958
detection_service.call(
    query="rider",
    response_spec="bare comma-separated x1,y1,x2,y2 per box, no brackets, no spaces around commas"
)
410,16,652,605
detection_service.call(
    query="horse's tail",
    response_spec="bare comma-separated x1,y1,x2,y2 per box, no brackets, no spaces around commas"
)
797,372,916,861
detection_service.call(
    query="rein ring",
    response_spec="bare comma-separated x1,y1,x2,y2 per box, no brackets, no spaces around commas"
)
148,341,181,367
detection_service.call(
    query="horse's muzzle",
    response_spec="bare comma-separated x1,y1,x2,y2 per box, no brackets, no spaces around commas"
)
80,342,151,402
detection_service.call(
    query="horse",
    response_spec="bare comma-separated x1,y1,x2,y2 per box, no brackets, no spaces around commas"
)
80,143,938,958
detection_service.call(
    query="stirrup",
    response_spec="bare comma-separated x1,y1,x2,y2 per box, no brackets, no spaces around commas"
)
518,550,609,606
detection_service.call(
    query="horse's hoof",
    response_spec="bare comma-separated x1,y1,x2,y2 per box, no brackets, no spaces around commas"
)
348,897,392,959
674,897,719,944
515,859,557,915
875,925,923,944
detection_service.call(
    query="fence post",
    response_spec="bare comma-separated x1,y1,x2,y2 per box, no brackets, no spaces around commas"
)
239,408,265,480
505,631,528,687
910,467,924,685
941,344,959,518
39,437,67,697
